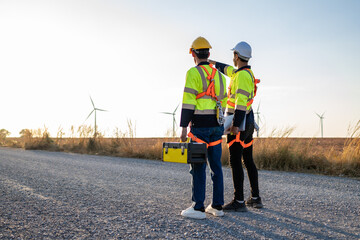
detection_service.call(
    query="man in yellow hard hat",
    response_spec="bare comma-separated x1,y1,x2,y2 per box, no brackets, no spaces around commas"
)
209,41,263,212
179,37,228,219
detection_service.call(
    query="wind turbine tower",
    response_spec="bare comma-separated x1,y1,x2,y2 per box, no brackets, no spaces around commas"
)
254,103,261,137
161,104,179,137
315,112,325,138
85,96,107,138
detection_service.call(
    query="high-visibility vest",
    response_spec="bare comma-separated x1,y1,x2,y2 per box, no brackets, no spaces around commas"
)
224,66,259,114
182,63,227,147
223,66,260,149
182,64,227,116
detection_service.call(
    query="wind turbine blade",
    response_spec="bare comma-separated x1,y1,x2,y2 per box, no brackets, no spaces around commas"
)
96,108,107,112
85,110,94,121
160,112,173,115
174,104,180,114
90,96,95,108
321,112,325,118
315,112,321,118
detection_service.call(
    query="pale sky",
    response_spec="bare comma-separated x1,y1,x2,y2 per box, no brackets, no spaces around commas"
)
1,0,359,138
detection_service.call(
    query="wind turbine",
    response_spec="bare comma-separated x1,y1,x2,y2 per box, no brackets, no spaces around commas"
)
85,96,107,138
254,102,261,137
161,104,179,137
315,112,325,138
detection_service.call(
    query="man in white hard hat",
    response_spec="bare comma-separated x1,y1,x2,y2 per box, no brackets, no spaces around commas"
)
209,41,263,211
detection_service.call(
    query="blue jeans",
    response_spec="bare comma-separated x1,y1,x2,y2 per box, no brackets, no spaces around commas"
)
189,126,224,209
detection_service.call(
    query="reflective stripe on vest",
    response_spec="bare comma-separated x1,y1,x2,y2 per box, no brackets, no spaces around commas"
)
188,132,222,148
228,132,254,148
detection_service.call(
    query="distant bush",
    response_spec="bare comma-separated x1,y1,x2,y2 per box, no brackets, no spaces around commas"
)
0,129,10,145
19,127,60,151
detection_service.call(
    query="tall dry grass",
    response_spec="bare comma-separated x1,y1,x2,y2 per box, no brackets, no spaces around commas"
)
252,123,360,177
333,121,360,176
1,122,359,178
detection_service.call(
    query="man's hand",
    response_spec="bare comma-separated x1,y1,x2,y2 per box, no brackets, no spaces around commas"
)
180,127,188,142
230,126,239,135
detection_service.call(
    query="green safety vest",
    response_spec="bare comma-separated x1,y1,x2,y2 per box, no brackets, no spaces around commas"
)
182,64,227,115
223,65,257,114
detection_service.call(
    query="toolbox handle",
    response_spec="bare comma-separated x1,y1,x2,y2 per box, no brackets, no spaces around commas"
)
180,138,190,143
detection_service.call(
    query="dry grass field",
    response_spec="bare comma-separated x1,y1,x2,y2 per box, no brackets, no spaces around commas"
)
2,132,359,178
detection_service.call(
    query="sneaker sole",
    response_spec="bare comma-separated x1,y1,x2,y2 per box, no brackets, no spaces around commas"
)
181,214,206,219
206,211,224,217
246,203,263,208
205,208,224,217
181,211,206,219
223,207,248,212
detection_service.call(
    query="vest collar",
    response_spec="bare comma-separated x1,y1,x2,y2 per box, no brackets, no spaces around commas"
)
235,65,251,73
197,61,209,66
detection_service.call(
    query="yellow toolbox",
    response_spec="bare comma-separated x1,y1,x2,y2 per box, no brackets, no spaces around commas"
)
162,142,207,164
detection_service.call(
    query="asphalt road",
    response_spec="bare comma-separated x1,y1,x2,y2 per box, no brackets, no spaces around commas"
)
0,147,359,239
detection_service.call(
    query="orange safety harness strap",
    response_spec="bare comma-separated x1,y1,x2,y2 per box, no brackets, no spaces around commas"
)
227,100,235,107
188,132,222,148
196,64,219,101
228,132,254,148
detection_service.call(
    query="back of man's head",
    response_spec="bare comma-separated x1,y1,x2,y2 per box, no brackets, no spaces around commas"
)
193,49,209,59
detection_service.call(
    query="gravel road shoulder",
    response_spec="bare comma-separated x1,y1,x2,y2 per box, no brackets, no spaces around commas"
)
0,147,359,239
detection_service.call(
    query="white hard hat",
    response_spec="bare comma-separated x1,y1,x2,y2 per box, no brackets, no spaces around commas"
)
231,41,252,61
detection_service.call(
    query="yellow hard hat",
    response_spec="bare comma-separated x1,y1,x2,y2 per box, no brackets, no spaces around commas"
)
189,37,212,54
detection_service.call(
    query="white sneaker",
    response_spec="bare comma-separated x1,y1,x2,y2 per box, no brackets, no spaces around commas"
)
181,206,206,219
205,205,224,217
